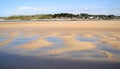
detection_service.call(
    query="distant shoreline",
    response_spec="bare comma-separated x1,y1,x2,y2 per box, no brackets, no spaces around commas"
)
0,21,120,32
0,19,120,22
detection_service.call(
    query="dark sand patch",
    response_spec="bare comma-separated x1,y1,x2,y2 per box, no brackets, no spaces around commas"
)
0,52,120,69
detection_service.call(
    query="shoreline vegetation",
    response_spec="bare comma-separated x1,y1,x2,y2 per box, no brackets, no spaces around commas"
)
0,13,120,21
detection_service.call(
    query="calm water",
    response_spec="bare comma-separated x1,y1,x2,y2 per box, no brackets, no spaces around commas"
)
0,29,120,69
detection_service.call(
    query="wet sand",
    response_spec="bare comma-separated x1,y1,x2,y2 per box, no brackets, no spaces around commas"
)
0,52,120,69
0,32,19,46
50,34,96,54
19,37,53,50
98,33,120,50
0,21,120,69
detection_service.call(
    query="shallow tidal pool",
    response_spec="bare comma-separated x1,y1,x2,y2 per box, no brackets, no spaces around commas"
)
0,29,120,69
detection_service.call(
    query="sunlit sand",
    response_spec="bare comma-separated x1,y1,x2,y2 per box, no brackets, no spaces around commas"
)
50,34,96,54
0,32,19,46
0,21,120,62
0,37,14,46
18,37,53,50
0,21,120,31
98,34,120,50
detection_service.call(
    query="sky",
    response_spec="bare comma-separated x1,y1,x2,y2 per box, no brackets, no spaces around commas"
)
0,0,120,16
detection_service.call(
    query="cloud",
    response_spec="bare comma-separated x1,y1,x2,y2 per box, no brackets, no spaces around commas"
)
9,6,53,15
18,7,30,10
16,6,49,12
2,6,120,16
13,6,79,15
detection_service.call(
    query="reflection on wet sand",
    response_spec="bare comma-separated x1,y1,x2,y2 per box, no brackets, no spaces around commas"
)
98,34,120,50
81,34,95,39
0,38,14,46
0,30,120,62
0,32,19,46
18,37,53,50
1,52,120,69
102,51,114,58
21,32,37,38
0,21,120,69
9,32,19,37
50,34,96,54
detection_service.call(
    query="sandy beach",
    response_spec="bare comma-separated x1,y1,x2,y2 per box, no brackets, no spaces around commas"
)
0,21,120,31
0,21,120,69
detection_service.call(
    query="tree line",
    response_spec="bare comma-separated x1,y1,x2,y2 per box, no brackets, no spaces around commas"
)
1,13,120,20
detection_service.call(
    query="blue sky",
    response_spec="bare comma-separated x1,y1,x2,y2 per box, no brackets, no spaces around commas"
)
0,0,120,16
